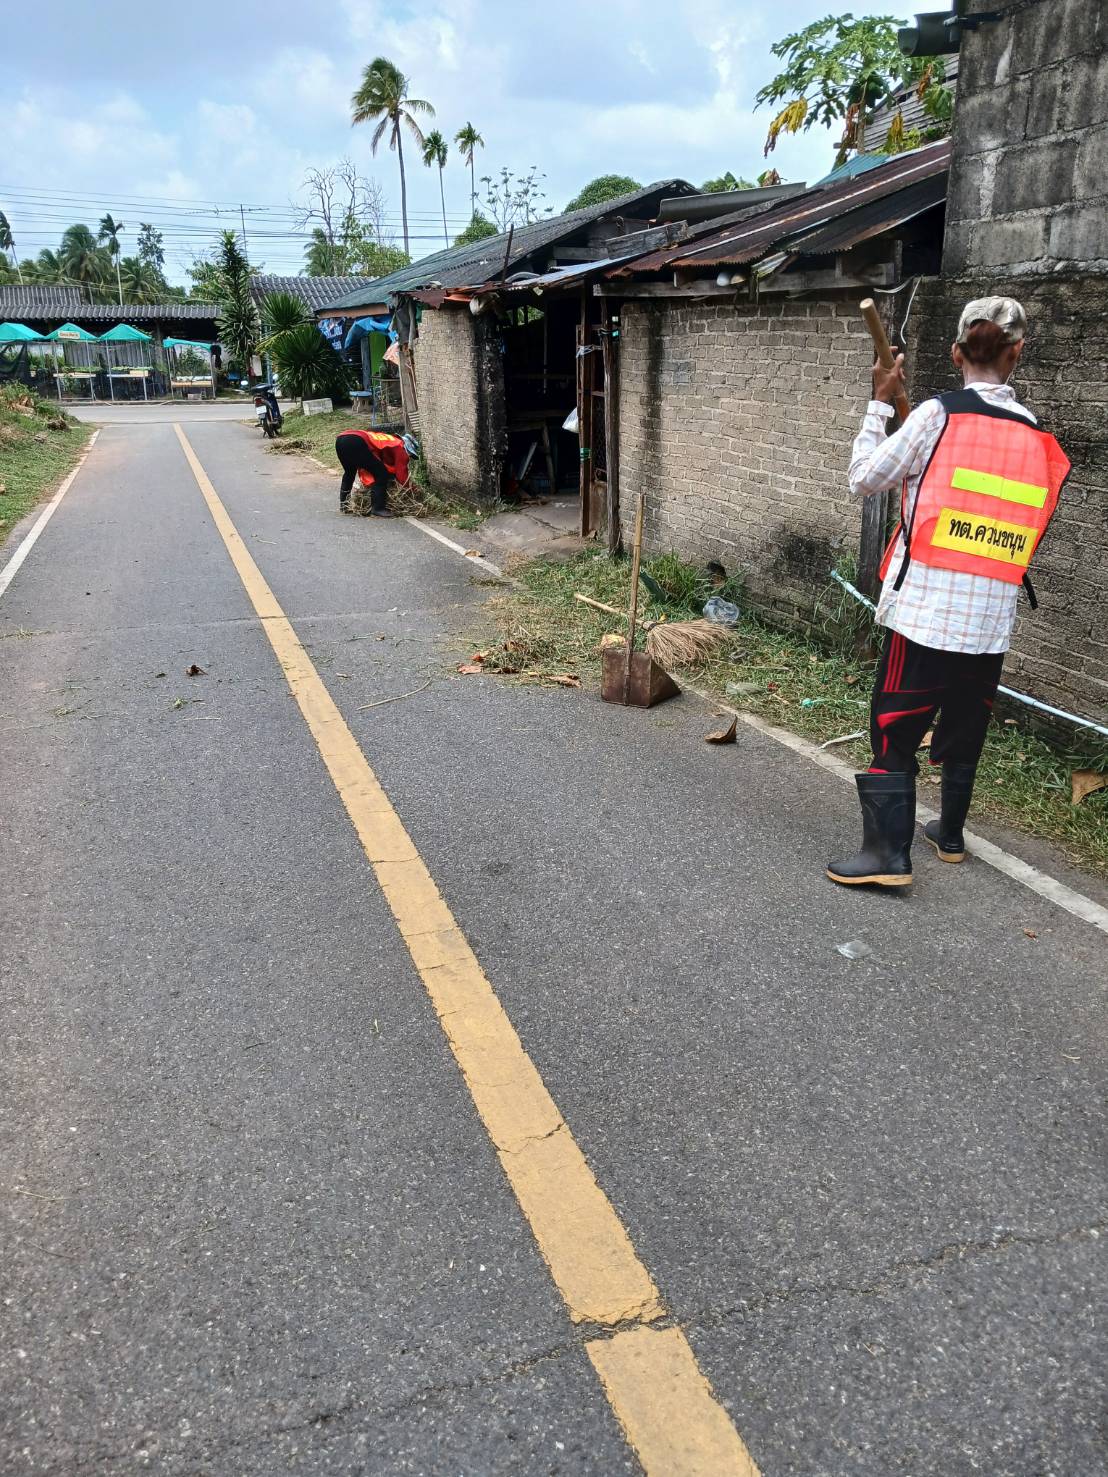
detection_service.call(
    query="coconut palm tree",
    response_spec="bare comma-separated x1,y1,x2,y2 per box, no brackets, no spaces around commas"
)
421,130,450,246
98,214,126,304
119,255,161,304
350,57,434,257
61,224,111,291
454,123,484,212
32,248,67,285
0,211,23,284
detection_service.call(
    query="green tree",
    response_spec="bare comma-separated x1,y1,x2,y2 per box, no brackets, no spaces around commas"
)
98,213,126,304
756,15,948,166
563,175,641,212
31,248,67,285
453,212,498,247
119,255,162,304
303,228,343,276
350,57,435,257
421,129,450,247
137,223,165,273
454,122,484,211
268,323,351,403
340,220,409,278
211,230,260,382
60,225,112,293
0,211,23,284
482,166,550,230
700,171,755,193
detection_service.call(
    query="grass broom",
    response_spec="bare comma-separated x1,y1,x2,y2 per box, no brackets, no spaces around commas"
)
572,593,736,667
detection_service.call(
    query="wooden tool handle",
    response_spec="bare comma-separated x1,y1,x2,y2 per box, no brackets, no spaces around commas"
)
859,297,911,424
574,592,648,627
625,492,646,688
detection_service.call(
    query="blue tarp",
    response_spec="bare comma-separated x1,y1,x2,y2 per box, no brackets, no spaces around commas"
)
343,315,391,350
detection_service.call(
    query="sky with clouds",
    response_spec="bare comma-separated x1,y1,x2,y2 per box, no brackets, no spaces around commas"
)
6,0,909,283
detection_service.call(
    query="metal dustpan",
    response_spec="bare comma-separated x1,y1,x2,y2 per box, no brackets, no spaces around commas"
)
600,490,680,708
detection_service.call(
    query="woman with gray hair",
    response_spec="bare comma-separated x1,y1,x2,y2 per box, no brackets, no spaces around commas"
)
827,297,1070,888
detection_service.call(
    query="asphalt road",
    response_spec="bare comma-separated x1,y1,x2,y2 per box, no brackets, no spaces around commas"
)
1,419,1104,1476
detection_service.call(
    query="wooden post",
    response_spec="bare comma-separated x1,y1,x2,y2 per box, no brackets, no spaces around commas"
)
602,312,621,556
576,291,594,536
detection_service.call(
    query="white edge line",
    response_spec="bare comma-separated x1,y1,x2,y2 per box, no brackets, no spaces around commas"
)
0,429,99,602
404,516,505,578
687,687,1108,938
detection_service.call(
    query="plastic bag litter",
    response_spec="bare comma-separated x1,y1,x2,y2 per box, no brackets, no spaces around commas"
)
703,596,740,627
836,939,872,960
562,407,579,435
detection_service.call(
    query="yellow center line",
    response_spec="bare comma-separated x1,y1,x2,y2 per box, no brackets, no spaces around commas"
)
173,423,760,1477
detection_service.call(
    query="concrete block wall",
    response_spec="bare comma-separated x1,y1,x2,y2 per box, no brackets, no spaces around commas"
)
618,298,877,632
908,276,1108,723
414,306,505,500
944,0,1108,275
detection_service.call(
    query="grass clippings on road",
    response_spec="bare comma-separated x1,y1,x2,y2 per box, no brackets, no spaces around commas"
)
269,407,485,528
0,387,88,545
477,550,1108,879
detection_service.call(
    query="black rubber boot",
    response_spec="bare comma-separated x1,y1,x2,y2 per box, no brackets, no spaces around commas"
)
924,762,976,863
827,772,916,888
340,494,351,514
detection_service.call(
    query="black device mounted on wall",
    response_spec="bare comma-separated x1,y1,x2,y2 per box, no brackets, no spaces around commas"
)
898,0,1003,56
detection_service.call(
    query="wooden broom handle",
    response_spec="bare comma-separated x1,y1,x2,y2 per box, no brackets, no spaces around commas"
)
859,297,911,424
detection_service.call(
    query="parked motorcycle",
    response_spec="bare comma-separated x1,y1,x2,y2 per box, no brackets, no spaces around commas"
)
251,383,282,438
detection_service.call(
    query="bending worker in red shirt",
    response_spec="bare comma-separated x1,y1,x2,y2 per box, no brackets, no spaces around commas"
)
827,297,1069,889
334,429,410,516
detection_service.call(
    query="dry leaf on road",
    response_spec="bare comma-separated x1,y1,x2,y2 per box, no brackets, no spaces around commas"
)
457,663,484,675
185,664,206,677
1071,769,1108,805
705,716,738,744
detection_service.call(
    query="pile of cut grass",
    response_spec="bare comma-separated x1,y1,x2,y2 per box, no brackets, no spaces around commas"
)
0,386,88,543
478,549,1108,878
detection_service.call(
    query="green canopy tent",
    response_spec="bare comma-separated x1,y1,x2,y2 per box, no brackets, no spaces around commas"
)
45,322,99,399
99,323,154,401
164,336,216,401
0,322,47,391
0,322,46,342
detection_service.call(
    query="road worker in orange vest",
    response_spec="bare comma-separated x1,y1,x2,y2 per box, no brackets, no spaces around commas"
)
334,429,411,516
827,297,1070,888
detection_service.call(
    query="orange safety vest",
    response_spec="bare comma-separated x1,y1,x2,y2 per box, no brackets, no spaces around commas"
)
342,429,410,488
881,390,1069,601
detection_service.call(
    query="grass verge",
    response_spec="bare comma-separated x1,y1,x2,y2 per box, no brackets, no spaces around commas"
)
269,407,487,529
475,549,1108,879
0,387,88,547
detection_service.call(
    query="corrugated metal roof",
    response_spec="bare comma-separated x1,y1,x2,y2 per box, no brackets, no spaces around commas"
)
611,141,950,275
0,284,86,310
788,173,947,257
250,274,378,310
0,297,219,322
322,179,698,310
862,58,958,152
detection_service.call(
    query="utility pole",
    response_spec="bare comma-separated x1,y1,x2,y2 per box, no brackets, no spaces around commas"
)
239,204,249,259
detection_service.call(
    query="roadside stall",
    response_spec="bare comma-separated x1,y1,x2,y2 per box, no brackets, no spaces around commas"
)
99,323,155,401
0,321,51,393
46,322,100,400
164,337,217,400
342,316,396,421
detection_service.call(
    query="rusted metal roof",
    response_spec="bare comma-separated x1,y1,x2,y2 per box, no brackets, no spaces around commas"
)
788,173,947,257
608,141,950,276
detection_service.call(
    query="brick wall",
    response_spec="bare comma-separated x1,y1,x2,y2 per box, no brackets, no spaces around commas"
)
618,298,877,631
944,0,1108,276
414,306,505,499
908,276,1108,722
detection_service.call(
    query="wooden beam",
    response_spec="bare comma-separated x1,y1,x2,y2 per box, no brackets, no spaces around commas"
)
593,280,741,299
757,262,897,294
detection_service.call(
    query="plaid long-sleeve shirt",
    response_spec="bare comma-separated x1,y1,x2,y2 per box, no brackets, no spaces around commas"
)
849,381,1038,654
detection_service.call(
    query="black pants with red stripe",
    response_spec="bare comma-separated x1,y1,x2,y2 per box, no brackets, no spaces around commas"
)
336,433,390,511
870,630,1003,775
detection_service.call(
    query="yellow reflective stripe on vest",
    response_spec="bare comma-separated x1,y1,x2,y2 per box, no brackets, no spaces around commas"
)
931,507,1037,567
950,466,1049,509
